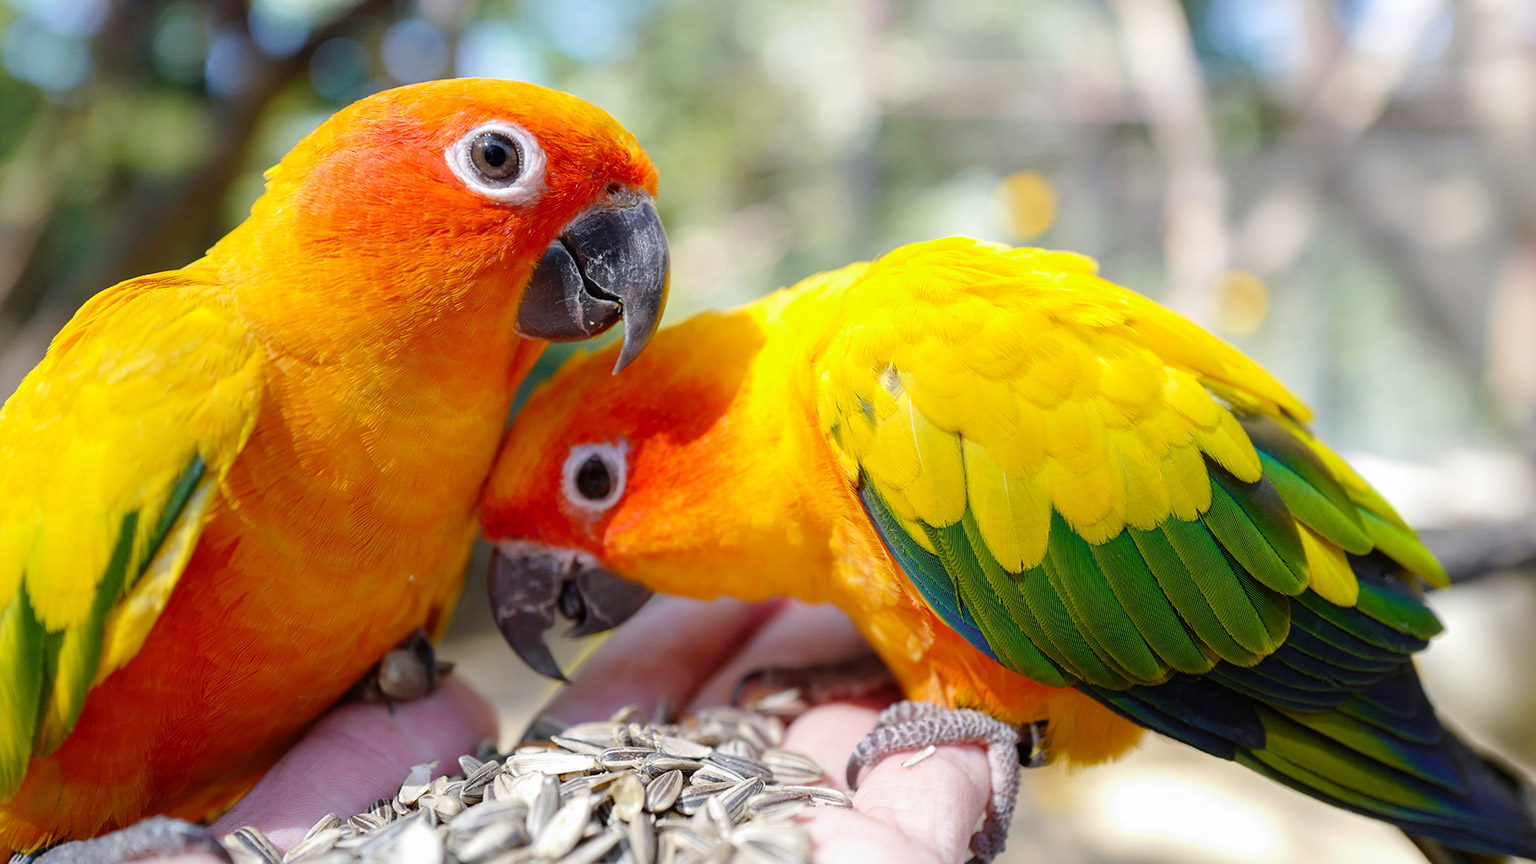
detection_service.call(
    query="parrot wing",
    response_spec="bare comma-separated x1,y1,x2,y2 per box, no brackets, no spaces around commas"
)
0,267,263,797
815,238,1535,856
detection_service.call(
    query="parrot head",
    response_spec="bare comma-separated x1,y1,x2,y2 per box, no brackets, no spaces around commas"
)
216,78,669,370
479,307,788,679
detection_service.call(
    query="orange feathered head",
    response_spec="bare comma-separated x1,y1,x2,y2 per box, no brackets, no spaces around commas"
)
216,78,669,368
477,308,786,678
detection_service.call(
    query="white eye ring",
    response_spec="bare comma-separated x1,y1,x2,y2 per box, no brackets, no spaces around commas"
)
445,121,547,204
561,441,628,513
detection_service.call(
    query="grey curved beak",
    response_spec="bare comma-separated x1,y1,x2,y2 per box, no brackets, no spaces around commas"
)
487,542,654,682
515,190,670,373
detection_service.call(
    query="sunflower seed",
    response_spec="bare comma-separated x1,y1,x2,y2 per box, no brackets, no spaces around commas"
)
624,812,656,864
702,796,734,835
348,812,423,857
581,769,628,791
715,778,765,823
744,795,808,823
558,827,621,864
382,817,443,864
230,705,830,864
712,739,757,761
760,749,825,785
730,822,812,864
397,762,437,806
780,785,853,807
644,754,704,774
448,799,528,835
559,774,593,801
550,734,606,756
488,772,517,804
691,763,743,785
348,812,386,832
559,721,626,746
462,759,503,797
430,794,464,820
527,775,561,836
655,735,712,760
706,752,773,783
745,689,808,716
284,829,344,863
450,818,525,862
742,714,786,750
676,782,733,815
529,792,593,859
302,814,344,842
610,771,646,822
600,747,656,768
507,750,597,776
227,826,282,864
643,769,684,813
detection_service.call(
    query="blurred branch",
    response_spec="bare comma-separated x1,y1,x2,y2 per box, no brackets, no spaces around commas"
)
1237,0,1448,269
1226,0,1485,384
1108,0,1226,320
1423,523,1536,584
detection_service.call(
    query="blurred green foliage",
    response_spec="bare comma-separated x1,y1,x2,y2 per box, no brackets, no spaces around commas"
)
0,0,1530,462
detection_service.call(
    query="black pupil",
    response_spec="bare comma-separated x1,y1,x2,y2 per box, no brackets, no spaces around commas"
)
472,134,518,180
575,455,612,500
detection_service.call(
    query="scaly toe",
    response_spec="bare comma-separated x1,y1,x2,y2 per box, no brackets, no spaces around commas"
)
844,700,1025,863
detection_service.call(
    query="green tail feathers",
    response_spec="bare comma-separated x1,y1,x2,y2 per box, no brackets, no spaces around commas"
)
1086,658,1536,858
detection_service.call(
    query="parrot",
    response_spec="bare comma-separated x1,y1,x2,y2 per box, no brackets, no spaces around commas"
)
0,78,669,857
478,237,1536,862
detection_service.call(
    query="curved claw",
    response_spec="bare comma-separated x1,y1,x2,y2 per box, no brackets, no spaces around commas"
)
516,190,669,373
488,542,653,681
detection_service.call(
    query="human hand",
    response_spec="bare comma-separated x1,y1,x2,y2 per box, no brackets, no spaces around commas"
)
138,597,991,864
539,596,996,864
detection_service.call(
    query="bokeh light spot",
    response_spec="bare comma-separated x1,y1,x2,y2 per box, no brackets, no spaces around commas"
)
996,170,1058,240
1214,269,1269,335
2,18,92,92
456,21,548,84
382,19,448,85
205,30,256,99
309,37,371,103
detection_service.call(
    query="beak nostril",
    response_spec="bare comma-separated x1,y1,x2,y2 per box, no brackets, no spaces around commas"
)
605,181,623,197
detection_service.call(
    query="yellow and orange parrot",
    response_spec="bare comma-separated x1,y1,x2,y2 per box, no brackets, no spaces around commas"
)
480,237,1536,862
0,78,669,856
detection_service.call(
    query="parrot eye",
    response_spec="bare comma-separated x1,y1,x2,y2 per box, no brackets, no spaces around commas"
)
446,121,546,204
562,442,627,512
470,133,520,180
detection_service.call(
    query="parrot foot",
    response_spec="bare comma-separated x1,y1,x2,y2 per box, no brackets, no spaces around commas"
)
845,700,1026,864
27,816,232,864
731,652,900,709
347,628,454,709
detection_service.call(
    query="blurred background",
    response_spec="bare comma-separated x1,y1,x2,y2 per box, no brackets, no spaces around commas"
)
2,0,1535,861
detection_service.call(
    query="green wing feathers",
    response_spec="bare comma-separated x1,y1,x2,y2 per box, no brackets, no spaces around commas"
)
822,239,1442,689
824,239,1532,856
0,270,262,797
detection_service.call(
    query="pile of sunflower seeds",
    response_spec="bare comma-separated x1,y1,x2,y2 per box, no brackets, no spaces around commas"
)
222,703,849,864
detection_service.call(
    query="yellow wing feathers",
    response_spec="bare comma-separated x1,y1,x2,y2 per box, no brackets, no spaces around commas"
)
816,238,1303,573
0,268,262,791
